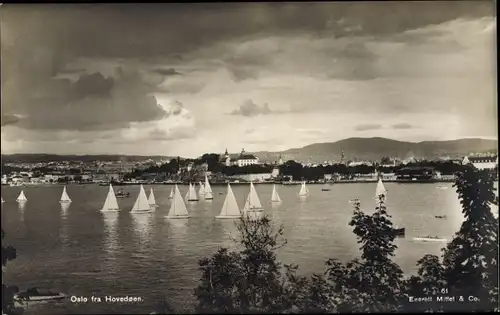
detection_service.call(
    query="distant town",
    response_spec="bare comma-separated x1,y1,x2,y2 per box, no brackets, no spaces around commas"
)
1,148,498,186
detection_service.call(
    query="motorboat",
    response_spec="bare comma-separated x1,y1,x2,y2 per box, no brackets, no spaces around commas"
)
394,227,405,237
412,236,447,242
14,288,66,302
115,189,130,198
435,215,447,219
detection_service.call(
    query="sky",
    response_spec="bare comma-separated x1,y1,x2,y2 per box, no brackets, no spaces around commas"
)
0,2,497,158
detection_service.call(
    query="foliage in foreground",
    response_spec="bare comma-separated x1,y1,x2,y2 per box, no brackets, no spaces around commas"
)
186,166,498,313
2,229,23,315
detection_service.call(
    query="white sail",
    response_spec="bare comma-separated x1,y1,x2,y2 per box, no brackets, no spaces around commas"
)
298,182,309,197
101,184,119,212
1,197,4,203
243,182,264,213
204,174,213,200
16,190,27,202
198,182,206,197
187,183,199,201
131,184,152,213
60,186,72,203
166,184,190,218
271,184,282,203
148,188,157,207
375,178,388,200
216,184,241,219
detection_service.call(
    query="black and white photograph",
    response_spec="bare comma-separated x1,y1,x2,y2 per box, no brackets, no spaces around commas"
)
1,2,498,314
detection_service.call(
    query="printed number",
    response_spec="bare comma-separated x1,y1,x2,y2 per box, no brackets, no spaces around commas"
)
440,288,448,294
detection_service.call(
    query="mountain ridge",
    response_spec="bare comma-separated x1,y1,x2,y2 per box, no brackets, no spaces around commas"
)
1,137,497,163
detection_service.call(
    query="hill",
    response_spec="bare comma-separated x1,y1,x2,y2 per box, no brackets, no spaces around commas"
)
0,154,175,163
253,137,498,162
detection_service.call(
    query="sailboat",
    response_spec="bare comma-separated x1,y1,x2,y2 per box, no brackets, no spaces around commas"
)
166,184,190,219
243,182,264,216
131,184,153,213
375,177,388,200
100,184,120,212
271,184,282,203
216,183,242,219
186,183,199,201
16,190,27,203
298,181,310,197
204,175,214,200
148,188,158,208
60,186,72,203
169,187,174,199
1,197,4,203
198,182,206,198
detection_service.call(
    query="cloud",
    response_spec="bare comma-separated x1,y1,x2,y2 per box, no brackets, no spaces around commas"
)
354,124,383,131
0,114,21,127
152,68,182,76
4,67,172,131
392,123,419,129
230,100,273,117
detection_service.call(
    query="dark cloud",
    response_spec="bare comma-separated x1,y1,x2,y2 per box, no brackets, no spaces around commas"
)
354,124,383,131
152,68,182,76
1,114,21,127
230,100,273,117
8,68,173,131
392,123,419,129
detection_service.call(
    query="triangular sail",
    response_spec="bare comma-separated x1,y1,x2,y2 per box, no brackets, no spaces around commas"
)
298,182,309,196
101,184,119,212
243,182,263,212
198,182,206,197
60,186,72,202
2,197,5,203
187,183,199,201
271,184,282,202
217,184,241,218
148,188,157,206
16,190,27,202
204,175,213,199
375,178,388,200
167,184,189,217
131,184,151,212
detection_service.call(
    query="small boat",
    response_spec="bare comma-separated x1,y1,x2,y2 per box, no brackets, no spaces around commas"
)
16,190,28,203
413,236,447,242
116,189,130,198
165,184,190,219
394,227,405,237
185,183,199,201
435,215,447,219
148,188,158,208
436,186,448,190
204,175,214,200
59,186,72,203
130,185,153,214
375,178,387,200
100,184,120,212
270,184,282,203
14,288,66,302
298,181,310,197
218,192,224,195
321,184,331,192
215,183,242,219
242,182,264,221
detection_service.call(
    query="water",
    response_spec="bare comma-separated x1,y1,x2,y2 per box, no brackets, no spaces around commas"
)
1,183,465,314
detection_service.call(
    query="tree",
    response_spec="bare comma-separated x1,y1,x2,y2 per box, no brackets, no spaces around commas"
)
194,216,291,313
2,229,23,315
441,166,498,312
325,197,405,312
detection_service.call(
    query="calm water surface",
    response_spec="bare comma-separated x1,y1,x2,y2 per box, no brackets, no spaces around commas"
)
1,183,465,314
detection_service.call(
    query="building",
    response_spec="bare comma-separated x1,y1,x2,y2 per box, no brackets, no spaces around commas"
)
232,173,272,182
221,148,260,167
271,167,280,178
463,155,498,170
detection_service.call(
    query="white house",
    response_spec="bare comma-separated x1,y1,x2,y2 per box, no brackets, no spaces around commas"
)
236,149,259,167
463,155,498,170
